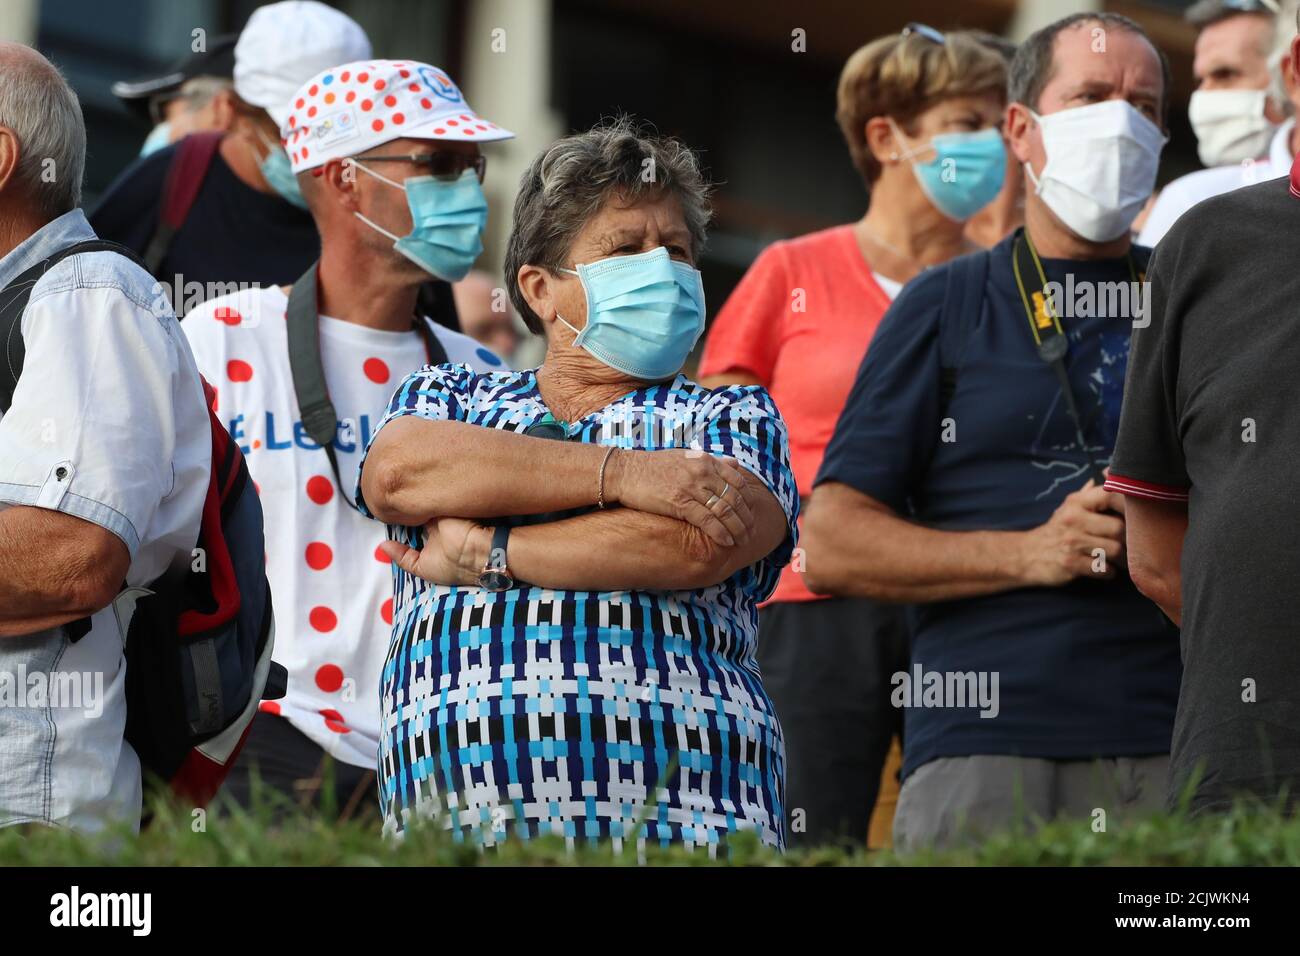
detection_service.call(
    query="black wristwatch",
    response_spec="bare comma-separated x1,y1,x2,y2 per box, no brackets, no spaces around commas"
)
477,525,514,591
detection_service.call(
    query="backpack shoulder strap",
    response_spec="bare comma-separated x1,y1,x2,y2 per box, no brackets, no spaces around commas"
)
286,262,337,453
286,266,454,434
287,263,454,511
937,248,991,412
142,131,223,276
0,238,148,414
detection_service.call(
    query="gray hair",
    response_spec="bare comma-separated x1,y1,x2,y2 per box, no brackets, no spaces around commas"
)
1189,0,1292,118
1267,0,1299,114
1187,0,1278,29
504,116,712,334
0,45,85,218
175,75,232,112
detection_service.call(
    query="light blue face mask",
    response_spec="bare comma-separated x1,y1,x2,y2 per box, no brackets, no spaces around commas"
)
140,122,172,158
254,129,308,209
352,163,488,282
892,122,1007,221
556,246,706,381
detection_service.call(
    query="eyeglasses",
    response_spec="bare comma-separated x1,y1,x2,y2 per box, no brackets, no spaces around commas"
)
1220,0,1279,12
356,151,486,183
901,22,946,45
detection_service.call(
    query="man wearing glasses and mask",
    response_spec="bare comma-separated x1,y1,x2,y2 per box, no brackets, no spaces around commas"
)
181,59,512,816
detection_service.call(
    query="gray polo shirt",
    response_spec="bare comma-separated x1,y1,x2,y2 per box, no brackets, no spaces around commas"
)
1109,174,1300,814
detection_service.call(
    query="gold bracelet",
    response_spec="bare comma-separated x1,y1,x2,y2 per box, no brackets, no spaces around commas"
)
597,446,617,509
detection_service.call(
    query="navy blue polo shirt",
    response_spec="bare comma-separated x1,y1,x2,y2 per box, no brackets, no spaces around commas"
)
815,232,1181,780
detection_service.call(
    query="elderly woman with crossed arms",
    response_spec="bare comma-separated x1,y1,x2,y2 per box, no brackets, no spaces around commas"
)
356,117,799,853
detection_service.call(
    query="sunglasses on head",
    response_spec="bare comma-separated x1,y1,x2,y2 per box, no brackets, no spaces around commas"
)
1220,0,1279,12
901,22,946,45
355,150,487,183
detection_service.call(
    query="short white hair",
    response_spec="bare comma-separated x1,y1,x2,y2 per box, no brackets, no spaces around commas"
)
0,46,86,217
1268,0,1300,115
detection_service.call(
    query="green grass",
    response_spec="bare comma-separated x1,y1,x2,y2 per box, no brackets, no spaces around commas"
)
3,788,1299,866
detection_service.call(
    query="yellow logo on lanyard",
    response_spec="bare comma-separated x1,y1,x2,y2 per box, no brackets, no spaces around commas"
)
1031,290,1055,331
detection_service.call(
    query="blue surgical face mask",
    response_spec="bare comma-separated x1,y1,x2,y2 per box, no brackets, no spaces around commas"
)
555,246,706,381
891,121,1006,222
140,122,172,158
254,129,308,209
351,163,487,282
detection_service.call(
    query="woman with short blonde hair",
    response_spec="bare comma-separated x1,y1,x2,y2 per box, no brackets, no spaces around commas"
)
698,23,1010,850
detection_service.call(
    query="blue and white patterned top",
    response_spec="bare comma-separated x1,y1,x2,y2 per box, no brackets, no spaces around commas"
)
356,366,799,853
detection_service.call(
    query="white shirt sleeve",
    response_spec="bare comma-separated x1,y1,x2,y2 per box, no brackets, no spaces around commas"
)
1138,163,1278,248
1137,183,1191,248
0,282,187,556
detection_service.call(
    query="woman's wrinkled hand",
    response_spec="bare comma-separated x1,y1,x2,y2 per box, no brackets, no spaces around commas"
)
380,515,489,587
605,448,757,547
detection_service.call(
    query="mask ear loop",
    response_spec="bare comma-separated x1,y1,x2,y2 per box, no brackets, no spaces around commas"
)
886,117,934,164
248,127,285,171
1023,162,1046,197
348,158,408,242
555,312,582,337
355,213,402,242
1019,109,1049,196
348,158,405,190
553,266,588,339
253,128,278,157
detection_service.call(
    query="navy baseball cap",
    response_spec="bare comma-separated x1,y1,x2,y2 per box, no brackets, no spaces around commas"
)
112,34,238,122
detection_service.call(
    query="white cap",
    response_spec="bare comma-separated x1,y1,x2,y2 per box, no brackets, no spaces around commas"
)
233,1,371,127
282,59,514,173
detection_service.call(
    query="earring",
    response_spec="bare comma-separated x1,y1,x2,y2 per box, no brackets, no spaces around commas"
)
890,152,899,161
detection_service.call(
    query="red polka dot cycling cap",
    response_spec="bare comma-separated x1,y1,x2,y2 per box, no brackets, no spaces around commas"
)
282,59,514,174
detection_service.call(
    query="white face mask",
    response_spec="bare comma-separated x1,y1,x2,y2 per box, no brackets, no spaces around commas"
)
1188,88,1276,168
1024,99,1167,243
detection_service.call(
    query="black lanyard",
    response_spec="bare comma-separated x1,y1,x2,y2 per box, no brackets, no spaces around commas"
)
286,262,447,512
1010,231,1141,487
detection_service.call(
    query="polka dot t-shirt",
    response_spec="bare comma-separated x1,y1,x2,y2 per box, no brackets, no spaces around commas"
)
183,286,505,768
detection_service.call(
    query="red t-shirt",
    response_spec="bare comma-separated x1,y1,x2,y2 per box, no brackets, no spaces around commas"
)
699,224,894,603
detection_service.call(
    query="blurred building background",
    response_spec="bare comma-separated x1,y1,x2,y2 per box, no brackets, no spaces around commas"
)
3,0,1207,330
